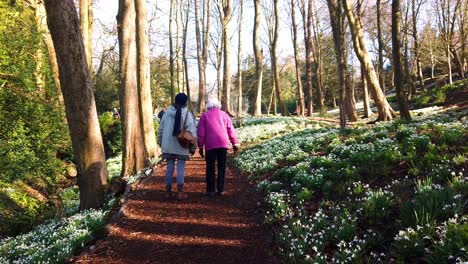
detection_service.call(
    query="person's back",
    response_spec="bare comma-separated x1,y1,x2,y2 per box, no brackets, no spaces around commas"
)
198,108,236,151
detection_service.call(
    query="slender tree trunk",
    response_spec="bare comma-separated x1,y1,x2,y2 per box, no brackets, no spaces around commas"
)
80,0,92,72
217,0,232,113
411,0,424,88
44,0,107,209
272,0,287,115
342,0,394,121
195,0,210,112
169,0,175,103
182,1,191,108
362,66,373,117
253,0,263,116
392,0,411,121
176,0,183,92
311,1,325,113
327,0,348,126
237,0,243,117
34,0,44,92
376,0,386,93
37,2,62,98
117,0,148,177
300,0,314,116
215,31,223,101
135,0,158,159
291,0,305,116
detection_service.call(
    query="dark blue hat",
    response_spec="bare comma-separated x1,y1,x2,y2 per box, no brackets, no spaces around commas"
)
175,93,188,106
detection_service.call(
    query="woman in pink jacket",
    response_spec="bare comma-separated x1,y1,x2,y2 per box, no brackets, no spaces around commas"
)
197,98,239,197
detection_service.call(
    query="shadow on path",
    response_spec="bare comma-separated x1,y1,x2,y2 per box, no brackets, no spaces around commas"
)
72,152,277,264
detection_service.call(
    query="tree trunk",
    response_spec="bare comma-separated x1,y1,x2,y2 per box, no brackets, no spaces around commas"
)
169,0,175,103
311,0,325,113
272,0,287,116
135,0,158,159
176,0,183,92
362,66,373,117
79,0,92,72
37,2,62,99
327,0,348,126
117,0,149,177
217,0,232,113
195,0,210,113
300,0,314,116
44,0,107,209
291,0,305,116
342,0,394,121
392,0,411,121
237,0,243,117
411,0,424,88
253,0,263,116
182,1,191,108
376,0,385,93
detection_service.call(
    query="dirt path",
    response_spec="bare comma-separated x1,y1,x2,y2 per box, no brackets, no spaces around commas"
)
72,152,277,264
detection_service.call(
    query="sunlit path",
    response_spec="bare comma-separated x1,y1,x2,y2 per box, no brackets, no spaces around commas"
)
73,152,276,264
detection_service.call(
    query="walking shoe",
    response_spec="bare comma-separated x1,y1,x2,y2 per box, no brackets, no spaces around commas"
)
205,192,215,197
176,192,188,200
165,191,172,199
216,191,225,196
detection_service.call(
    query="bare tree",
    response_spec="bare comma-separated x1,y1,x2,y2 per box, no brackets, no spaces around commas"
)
79,0,92,73
290,0,305,116
182,0,191,107
311,0,325,113
237,0,244,116
264,0,287,115
135,0,158,159
117,0,149,177
434,0,461,84
376,0,386,92
253,0,264,116
411,0,426,88
392,0,412,121
169,0,175,102
195,0,211,112
299,0,314,115
215,0,233,113
342,0,394,121
44,0,107,209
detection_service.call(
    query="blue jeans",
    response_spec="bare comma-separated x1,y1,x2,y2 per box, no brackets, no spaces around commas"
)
165,158,186,191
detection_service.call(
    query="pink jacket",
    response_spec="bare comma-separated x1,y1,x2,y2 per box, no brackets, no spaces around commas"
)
197,108,238,151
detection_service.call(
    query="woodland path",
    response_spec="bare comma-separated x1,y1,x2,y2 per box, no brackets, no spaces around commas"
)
72,152,277,264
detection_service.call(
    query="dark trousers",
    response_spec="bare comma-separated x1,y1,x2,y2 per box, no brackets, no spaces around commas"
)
205,148,227,193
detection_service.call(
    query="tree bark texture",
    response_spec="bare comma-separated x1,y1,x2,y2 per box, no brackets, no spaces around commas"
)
291,0,305,116
376,0,386,93
217,0,232,113
253,0,263,116
311,1,325,113
342,0,394,121
182,1,191,108
327,0,356,123
117,0,148,177
272,0,287,115
135,0,158,159
79,0,92,73
361,66,373,118
300,0,314,116
195,0,210,113
237,0,243,116
37,2,62,100
392,0,411,121
169,0,175,103
44,0,107,209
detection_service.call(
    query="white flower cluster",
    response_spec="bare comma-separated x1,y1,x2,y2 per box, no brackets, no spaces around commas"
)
0,209,107,263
